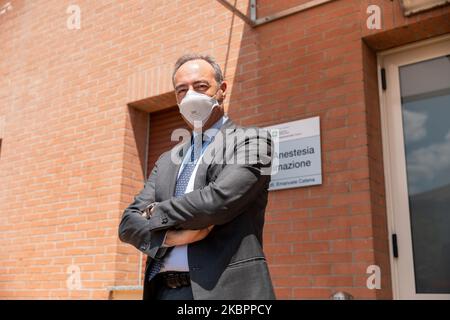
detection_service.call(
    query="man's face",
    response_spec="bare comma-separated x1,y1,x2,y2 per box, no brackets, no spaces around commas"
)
173,59,227,130
174,59,221,103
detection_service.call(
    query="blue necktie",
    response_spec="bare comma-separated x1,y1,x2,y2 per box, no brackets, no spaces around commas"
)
174,134,204,197
148,134,204,282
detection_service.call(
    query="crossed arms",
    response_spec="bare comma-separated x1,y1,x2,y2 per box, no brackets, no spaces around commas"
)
118,132,272,259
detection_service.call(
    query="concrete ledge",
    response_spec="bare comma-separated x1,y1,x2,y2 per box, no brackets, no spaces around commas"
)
107,286,143,300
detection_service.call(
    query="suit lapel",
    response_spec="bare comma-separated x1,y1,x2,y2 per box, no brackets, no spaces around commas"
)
158,141,190,200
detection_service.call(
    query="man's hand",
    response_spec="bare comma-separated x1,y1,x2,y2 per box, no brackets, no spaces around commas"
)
142,203,213,246
141,202,159,219
164,225,214,247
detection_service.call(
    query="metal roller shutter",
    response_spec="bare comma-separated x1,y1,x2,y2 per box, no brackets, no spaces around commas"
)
146,106,190,178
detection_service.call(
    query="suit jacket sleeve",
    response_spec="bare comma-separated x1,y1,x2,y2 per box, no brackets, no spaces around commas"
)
118,156,168,259
148,131,272,231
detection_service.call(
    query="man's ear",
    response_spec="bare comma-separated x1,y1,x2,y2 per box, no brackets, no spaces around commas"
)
218,81,227,103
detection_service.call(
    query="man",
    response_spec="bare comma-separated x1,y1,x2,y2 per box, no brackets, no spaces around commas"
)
119,54,275,300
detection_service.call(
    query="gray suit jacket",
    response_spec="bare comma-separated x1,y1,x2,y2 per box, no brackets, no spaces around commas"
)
118,118,275,299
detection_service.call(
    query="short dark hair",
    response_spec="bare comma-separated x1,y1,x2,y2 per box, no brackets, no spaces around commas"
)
172,54,224,86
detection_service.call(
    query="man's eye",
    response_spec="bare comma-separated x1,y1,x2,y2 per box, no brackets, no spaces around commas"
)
195,84,209,91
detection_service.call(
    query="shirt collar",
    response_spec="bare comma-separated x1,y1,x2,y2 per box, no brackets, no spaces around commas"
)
193,115,228,143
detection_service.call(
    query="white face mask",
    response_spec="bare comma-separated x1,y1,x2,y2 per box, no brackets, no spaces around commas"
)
178,89,220,128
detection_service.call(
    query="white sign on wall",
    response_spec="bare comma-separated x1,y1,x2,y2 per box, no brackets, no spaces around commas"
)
265,116,322,191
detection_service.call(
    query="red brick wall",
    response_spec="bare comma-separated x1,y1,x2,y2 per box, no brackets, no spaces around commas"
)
0,0,448,299
362,40,391,299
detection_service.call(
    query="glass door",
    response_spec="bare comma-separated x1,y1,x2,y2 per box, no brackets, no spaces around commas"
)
380,36,450,299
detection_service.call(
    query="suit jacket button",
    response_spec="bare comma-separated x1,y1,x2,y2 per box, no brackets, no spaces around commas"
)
162,217,168,224
140,243,149,250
